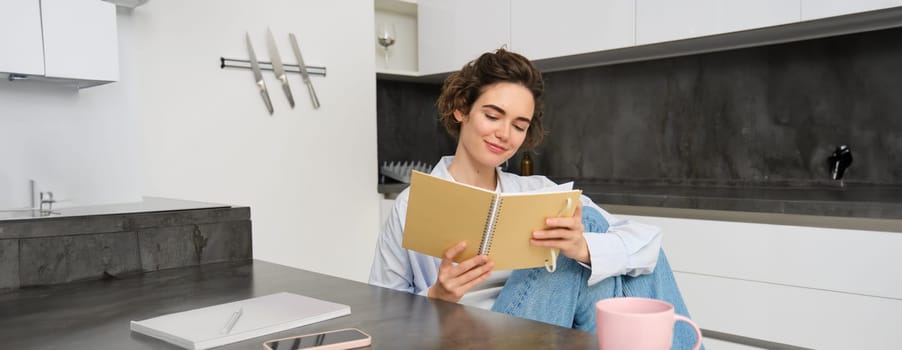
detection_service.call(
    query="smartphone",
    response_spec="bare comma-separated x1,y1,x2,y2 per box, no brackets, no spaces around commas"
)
262,328,371,350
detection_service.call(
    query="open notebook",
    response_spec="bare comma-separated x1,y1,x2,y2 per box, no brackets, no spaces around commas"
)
130,292,350,350
403,170,581,271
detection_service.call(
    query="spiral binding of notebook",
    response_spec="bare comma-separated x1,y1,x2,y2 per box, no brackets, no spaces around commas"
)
380,161,433,183
479,194,503,256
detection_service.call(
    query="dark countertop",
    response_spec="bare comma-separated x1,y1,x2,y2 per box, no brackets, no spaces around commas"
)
0,260,596,350
0,196,231,222
570,181,902,219
378,179,902,232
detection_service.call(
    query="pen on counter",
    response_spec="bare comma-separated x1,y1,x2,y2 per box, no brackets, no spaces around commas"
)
221,307,243,335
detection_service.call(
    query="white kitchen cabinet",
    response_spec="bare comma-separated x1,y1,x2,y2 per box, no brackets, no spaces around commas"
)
417,0,510,75
718,1,802,34
0,0,45,76
637,0,719,45
620,212,902,348
636,0,801,45
510,0,635,61
408,0,898,79
0,0,118,85
42,0,119,82
801,0,902,21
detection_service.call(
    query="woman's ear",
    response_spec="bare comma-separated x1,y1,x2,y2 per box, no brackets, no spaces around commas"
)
453,109,465,123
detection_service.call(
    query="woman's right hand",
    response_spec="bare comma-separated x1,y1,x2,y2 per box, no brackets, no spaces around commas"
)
428,241,495,302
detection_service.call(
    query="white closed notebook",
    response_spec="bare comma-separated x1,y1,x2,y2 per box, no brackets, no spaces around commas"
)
130,292,351,350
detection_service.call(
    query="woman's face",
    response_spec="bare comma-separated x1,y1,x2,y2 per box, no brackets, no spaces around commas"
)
453,82,534,169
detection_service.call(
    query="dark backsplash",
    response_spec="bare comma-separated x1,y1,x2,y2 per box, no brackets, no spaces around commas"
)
377,26,902,185
376,80,455,170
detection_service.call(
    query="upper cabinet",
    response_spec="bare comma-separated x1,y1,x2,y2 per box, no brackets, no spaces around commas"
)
374,1,419,74
511,0,635,61
42,0,119,82
0,0,119,87
801,0,902,21
418,0,510,75
636,0,801,45
0,0,45,76
408,0,902,79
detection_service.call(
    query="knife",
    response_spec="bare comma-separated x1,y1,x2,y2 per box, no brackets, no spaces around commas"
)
245,32,274,115
288,33,321,109
265,27,295,108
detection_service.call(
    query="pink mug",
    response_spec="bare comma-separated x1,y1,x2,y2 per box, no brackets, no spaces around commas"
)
596,297,702,350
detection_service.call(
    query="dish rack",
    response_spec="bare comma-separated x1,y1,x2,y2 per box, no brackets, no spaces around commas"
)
380,161,433,183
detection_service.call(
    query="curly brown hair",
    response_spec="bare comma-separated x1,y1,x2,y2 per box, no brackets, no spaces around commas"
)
436,48,545,149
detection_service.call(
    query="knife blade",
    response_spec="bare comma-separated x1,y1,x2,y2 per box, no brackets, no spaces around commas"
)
288,33,321,109
265,27,295,108
245,32,274,115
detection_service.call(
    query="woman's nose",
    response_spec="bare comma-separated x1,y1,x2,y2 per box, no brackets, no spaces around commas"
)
495,125,509,140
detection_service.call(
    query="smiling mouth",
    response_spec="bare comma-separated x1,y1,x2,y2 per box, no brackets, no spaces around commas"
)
485,141,507,154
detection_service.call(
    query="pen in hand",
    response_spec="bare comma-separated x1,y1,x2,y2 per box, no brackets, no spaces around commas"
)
221,307,243,335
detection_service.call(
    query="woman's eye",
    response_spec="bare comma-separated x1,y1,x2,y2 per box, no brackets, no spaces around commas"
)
514,125,527,132
485,114,498,120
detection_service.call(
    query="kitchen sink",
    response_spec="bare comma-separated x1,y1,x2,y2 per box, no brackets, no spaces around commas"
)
0,209,57,220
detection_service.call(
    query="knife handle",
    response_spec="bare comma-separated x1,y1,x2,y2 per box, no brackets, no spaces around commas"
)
305,80,320,109
282,81,295,108
261,89,274,115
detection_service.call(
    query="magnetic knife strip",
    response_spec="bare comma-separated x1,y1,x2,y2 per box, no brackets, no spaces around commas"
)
220,57,326,77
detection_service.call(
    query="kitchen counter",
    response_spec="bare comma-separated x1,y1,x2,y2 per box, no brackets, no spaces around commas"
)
0,197,251,290
378,180,902,233
0,196,230,222
571,181,902,219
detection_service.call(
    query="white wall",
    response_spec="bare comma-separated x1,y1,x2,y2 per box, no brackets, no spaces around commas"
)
129,0,379,282
0,11,143,209
2,0,379,282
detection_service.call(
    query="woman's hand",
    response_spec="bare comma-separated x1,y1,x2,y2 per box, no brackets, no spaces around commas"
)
531,202,590,264
428,241,495,302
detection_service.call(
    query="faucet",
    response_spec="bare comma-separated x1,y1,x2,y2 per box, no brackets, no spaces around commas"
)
39,191,56,213
827,145,853,180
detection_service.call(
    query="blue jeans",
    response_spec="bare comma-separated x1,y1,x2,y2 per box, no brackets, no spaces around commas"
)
491,207,703,350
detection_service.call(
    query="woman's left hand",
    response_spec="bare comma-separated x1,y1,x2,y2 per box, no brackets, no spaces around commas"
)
530,202,590,264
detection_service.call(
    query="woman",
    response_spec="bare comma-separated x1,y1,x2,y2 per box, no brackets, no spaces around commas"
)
370,49,700,348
